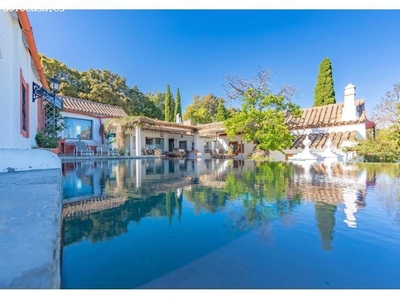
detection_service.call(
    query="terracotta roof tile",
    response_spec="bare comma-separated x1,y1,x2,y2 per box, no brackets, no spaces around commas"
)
287,100,365,129
60,96,128,118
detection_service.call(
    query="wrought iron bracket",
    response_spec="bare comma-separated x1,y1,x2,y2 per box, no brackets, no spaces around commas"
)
33,82,51,102
32,82,63,109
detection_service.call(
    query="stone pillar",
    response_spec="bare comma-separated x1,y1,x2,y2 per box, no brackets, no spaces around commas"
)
129,134,134,157
135,126,141,156
193,132,198,151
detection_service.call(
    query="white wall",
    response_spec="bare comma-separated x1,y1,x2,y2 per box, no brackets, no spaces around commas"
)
124,130,198,156
270,123,367,162
0,12,40,149
195,135,254,159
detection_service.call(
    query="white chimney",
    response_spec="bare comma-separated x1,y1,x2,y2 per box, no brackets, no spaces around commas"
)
341,84,357,121
176,113,182,124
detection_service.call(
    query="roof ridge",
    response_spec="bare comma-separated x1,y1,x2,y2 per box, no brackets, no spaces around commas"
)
301,99,364,111
59,95,124,109
301,102,343,111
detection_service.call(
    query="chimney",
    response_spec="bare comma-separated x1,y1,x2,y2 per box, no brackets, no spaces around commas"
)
341,84,357,121
176,113,182,124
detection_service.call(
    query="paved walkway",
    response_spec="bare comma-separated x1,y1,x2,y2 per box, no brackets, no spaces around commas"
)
0,169,62,288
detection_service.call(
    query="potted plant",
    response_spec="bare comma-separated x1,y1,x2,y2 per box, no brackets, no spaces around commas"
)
118,148,129,156
35,127,60,154
35,107,66,154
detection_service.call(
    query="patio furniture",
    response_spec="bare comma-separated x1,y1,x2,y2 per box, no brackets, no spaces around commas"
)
108,148,119,156
154,149,163,156
142,147,153,155
211,149,227,159
74,141,94,156
96,144,119,156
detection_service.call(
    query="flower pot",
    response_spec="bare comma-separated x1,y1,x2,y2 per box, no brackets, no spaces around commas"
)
43,148,60,155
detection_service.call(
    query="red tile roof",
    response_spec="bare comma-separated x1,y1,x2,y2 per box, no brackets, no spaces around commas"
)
60,96,128,118
286,100,366,129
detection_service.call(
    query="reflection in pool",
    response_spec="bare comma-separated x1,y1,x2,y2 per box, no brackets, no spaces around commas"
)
61,159,400,289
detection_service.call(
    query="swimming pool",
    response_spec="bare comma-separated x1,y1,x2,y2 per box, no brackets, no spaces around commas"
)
61,159,400,289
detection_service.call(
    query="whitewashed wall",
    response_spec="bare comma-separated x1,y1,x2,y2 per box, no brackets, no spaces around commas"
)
212,136,255,159
269,123,367,162
0,12,40,149
124,130,198,157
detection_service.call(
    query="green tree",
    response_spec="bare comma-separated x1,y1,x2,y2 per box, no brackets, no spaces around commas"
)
224,69,301,153
174,88,182,119
40,54,161,118
183,101,211,125
39,54,82,97
349,127,400,162
216,98,229,122
78,69,131,107
146,91,165,120
182,93,225,125
313,57,336,106
164,85,174,122
346,83,400,162
126,86,161,119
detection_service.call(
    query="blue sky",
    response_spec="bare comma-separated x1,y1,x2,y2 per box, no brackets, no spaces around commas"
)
28,9,400,116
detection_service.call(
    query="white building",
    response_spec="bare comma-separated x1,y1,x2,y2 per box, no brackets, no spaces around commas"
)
0,11,62,288
276,84,376,162
105,84,374,162
198,84,376,163
57,95,128,154
0,11,60,172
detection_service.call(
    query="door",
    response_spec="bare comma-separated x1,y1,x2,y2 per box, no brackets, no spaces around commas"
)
168,139,174,151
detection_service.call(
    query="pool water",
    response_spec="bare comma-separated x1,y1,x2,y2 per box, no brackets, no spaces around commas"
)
61,159,400,289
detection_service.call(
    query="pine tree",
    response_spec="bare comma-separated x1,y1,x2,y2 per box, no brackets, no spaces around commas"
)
313,57,336,106
164,85,174,122
174,88,182,119
216,99,228,121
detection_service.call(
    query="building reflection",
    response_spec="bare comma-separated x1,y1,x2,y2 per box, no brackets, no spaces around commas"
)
62,159,381,250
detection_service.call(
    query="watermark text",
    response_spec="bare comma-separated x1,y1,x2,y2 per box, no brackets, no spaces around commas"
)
3,9,65,12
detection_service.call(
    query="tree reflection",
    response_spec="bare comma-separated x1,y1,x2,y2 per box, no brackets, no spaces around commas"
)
184,162,302,232
315,203,336,251
183,186,229,214
62,160,400,251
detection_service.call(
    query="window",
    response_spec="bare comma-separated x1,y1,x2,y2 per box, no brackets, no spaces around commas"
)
145,138,164,149
21,85,27,131
145,138,153,146
20,70,29,138
204,142,210,153
63,118,92,139
229,141,244,154
179,141,187,149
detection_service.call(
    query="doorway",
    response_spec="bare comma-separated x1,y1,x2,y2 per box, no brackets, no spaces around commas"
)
168,139,174,151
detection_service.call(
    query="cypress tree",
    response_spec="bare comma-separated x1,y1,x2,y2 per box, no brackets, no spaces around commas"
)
216,99,228,121
164,85,174,122
313,57,336,106
174,88,182,118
